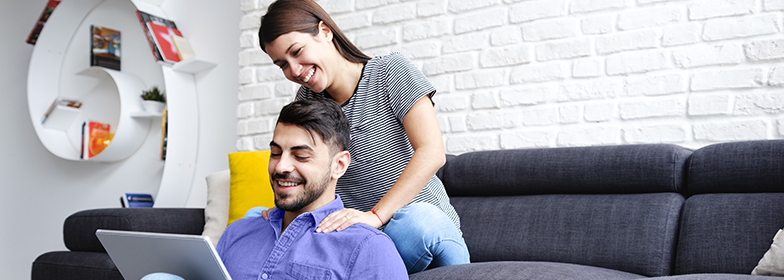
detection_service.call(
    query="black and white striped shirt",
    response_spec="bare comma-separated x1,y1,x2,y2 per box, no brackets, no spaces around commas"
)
296,52,461,231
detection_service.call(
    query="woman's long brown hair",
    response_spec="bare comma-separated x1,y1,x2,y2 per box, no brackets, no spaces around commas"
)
259,0,371,63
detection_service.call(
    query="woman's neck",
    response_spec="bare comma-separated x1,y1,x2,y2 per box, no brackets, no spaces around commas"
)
326,60,364,104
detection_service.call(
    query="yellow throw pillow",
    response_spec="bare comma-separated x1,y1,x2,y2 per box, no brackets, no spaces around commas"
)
228,150,275,226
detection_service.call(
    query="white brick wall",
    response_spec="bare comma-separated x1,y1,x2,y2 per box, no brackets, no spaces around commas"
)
238,0,784,152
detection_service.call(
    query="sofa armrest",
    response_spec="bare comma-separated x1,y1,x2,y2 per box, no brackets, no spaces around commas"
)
64,208,205,253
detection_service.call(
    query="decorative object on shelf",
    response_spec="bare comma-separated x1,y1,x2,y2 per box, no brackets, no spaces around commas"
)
140,86,166,113
26,0,62,45
120,193,154,208
136,10,182,64
90,25,121,71
41,97,81,130
172,35,195,61
160,109,167,160
81,121,112,159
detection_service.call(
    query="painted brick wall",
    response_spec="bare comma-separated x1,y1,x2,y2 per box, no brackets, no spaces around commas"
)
238,0,784,153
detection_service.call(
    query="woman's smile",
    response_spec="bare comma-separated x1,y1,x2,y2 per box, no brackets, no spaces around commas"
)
302,67,315,84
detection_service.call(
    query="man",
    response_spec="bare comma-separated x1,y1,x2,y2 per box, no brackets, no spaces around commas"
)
217,98,409,280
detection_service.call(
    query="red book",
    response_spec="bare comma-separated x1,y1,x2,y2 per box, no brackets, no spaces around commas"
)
147,21,183,63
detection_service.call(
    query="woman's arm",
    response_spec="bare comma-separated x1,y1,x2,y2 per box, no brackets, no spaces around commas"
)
316,95,444,232
372,94,445,222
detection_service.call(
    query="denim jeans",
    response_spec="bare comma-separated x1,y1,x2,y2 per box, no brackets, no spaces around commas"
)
382,202,471,273
140,272,183,280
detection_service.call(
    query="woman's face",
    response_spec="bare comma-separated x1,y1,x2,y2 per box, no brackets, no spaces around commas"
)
265,25,336,93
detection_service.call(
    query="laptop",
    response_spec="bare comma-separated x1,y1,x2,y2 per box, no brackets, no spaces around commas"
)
96,229,232,280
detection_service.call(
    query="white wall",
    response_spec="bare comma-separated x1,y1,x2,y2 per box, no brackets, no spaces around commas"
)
238,0,784,152
0,0,239,279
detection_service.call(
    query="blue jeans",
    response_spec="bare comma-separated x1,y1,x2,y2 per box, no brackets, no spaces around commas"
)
248,203,470,273
140,272,183,280
382,202,470,273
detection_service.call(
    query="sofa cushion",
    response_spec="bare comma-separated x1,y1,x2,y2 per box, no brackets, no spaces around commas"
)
441,144,691,196
202,169,230,247
452,193,683,277
64,208,205,252
675,193,784,275
409,261,644,280
227,150,275,226
31,251,122,280
686,140,784,195
752,229,784,276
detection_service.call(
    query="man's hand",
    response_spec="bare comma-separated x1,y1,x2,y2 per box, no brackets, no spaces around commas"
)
316,208,384,233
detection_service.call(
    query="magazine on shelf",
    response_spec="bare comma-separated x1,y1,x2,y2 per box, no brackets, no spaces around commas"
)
147,21,183,63
90,25,121,71
136,10,182,64
41,97,81,130
81,121,112,159
26,0,62,45
120,193,154,208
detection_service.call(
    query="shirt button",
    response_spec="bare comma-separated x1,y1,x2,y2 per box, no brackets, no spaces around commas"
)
261,273,269,279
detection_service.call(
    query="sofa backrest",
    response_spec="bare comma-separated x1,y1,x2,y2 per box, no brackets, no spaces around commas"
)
64,208,205,252
440,144,692,277
675,140,784,275
441,144,691,196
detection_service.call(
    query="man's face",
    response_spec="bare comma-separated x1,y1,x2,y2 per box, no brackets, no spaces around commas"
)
268,123,335,214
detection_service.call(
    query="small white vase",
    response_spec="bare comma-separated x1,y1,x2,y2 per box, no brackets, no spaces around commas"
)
141,99,166,113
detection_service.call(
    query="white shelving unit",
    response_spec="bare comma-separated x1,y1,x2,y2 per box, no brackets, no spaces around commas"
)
27,0,215,207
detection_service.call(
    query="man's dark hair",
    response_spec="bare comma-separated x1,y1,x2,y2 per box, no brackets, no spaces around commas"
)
276,98,350,154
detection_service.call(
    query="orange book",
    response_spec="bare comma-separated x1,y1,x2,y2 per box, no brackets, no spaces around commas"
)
81,121,112,159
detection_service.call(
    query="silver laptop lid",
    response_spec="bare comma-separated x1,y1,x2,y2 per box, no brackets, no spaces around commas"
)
96,229,232,280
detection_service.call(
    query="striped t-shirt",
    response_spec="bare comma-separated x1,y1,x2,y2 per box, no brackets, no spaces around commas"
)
296,52,461,231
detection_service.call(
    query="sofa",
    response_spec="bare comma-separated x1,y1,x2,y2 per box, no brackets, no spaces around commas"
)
32,140,784,279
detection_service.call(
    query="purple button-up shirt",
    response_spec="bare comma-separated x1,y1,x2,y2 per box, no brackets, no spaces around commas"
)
217,195,408,280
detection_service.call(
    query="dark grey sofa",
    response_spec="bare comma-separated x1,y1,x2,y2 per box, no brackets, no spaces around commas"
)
32,140,784,280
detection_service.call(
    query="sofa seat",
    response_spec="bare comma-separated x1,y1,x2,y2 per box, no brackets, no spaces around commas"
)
647,274,781,280
409,261,644,280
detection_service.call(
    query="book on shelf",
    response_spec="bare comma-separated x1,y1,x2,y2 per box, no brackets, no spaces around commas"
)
81,121,112,159
147,21,183,63
160,109,168,160
41,97,81,131
136,11,184,64
120,193,154,208
26,0,62,45
90,25,121,71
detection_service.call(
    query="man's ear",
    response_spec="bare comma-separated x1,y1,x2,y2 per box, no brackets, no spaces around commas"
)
331,150,350,180
318,21,333,42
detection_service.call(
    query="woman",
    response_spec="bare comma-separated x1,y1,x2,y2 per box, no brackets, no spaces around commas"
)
257,0,470,273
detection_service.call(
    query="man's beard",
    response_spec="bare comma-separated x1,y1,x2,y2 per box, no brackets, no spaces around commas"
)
272,168,331,212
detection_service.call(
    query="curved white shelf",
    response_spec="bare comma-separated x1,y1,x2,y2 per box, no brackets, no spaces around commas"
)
27,0,150,162
75,67,150,162
28,0,215,206
130,111,163,118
